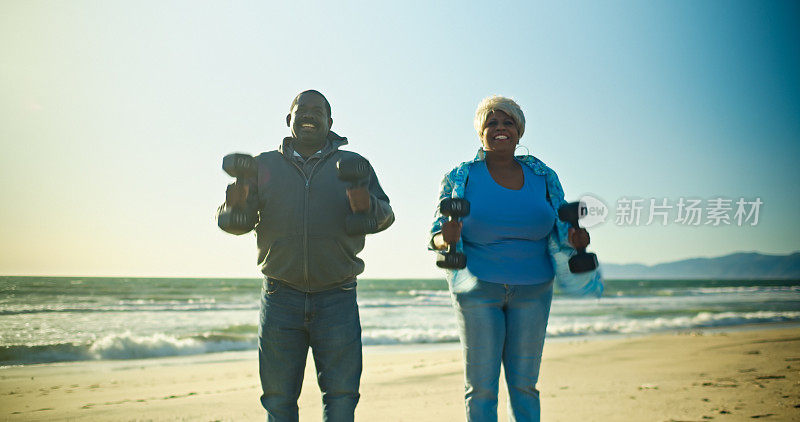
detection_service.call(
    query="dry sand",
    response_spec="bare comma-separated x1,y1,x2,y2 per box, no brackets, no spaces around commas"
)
2,327,799,421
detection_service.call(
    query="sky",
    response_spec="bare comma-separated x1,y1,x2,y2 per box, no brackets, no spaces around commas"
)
1,1,798,278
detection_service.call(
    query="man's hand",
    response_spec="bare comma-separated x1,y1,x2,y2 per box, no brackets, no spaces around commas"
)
226,183,249,208
568,227,590,249
347,187,371,213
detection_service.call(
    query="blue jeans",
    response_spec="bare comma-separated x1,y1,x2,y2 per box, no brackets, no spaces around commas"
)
258,278,362,422
451,277,554,422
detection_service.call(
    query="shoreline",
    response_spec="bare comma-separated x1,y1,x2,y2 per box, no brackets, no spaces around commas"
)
2,326,799,421
5,321,800,369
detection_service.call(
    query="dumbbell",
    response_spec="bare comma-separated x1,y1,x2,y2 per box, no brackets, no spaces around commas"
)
218,153,258,235
557,201,598,273
337,156,379,235
436,198,470,269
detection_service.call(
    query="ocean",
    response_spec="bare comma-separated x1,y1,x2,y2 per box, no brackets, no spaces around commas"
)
1,276,799,366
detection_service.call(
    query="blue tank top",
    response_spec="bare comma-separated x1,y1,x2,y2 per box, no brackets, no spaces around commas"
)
461,161,556,285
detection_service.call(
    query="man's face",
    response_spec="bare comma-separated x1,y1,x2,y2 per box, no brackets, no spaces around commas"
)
287,93,332,145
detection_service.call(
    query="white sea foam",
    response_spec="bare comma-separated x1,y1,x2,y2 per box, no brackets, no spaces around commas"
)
407,289,450,298
1,302,257,315
89,332,204,359
359,298,450,308
547,311,800,336
0,332,257,365
691,286,800,295
362,328,459,345
87,331,255,360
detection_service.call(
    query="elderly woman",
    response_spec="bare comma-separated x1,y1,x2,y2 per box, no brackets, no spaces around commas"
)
430,95,602,421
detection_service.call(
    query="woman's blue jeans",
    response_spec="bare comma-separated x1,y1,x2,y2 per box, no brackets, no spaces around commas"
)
450,276,554,422
258,278,362,422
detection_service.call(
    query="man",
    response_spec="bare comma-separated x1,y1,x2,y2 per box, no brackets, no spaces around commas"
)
217,90,394,421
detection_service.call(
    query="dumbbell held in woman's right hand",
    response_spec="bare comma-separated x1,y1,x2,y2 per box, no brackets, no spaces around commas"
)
436,198,470,269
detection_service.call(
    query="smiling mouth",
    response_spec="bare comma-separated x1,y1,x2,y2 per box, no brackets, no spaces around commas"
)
301,123,316,130
494,135,508,140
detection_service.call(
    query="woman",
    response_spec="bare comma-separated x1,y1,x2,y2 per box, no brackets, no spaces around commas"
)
430,95,602,421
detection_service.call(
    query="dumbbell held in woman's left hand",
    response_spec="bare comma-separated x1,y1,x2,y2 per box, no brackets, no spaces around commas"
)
558,201,599,273
568,227,590,250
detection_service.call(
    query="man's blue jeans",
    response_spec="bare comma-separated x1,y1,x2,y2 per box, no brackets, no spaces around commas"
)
451,278,554,422
259,278,362,422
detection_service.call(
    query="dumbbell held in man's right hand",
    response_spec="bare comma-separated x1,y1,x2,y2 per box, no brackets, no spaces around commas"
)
218,153,257,235
436,198,470,269
218,205,257,235
223,153,258,179
557,201,599,273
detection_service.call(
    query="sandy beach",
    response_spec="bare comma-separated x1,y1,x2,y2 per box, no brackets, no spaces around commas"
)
2,326,799,421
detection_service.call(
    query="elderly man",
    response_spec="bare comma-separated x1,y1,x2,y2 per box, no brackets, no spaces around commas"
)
218,90,394,421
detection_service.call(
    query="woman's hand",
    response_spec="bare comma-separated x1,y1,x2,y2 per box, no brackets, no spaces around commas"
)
568,227,590,250
442,220,463,245
433,220,463,250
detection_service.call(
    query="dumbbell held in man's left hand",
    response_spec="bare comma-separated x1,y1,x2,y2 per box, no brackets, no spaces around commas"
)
557,201,598,273
337,156,371,186
436,198,470,269
337,156,377,235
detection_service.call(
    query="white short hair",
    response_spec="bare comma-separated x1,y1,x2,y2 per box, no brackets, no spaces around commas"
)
473,95,526,139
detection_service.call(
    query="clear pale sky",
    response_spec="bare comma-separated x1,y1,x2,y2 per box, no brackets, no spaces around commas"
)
2,1,798,278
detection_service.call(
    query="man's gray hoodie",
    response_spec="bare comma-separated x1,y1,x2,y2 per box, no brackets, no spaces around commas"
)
218,131,394,292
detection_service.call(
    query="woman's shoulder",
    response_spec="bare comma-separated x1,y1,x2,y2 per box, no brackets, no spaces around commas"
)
443,158,479,180
518,155,568,202
516,154,558,177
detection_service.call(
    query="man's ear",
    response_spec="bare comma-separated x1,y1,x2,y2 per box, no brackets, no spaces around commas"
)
286,114,291,127
328,117,333,129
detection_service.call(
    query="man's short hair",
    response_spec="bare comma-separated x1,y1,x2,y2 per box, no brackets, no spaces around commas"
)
290,90,332,118
474,95,526,139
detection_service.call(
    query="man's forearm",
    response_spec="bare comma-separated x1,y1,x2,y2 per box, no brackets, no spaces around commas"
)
369,195,394,232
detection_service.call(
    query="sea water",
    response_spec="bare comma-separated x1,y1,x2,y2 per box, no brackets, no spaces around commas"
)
1,276,798,365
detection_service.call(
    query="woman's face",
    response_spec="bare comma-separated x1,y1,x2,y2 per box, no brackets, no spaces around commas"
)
480,110,519,155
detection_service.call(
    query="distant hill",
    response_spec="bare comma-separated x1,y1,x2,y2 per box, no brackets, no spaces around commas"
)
601,252,800,279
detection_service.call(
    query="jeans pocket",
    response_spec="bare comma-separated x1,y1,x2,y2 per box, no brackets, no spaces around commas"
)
266,279,279,295
447,267,480,295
